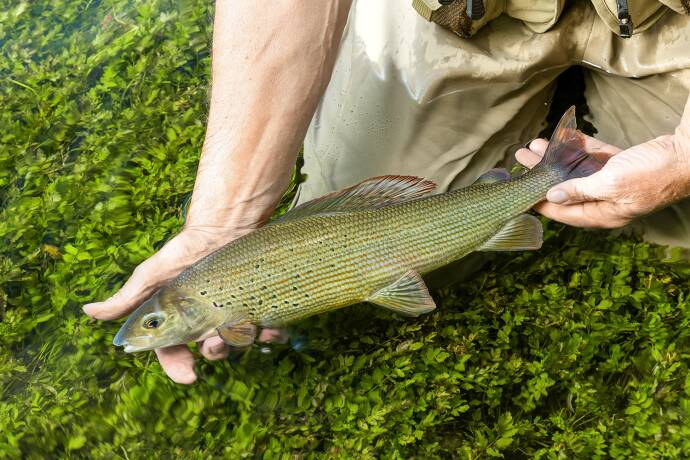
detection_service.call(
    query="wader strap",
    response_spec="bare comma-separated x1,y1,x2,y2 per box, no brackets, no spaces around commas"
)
466,0,485,20
411,0,485,36
616,0,634,37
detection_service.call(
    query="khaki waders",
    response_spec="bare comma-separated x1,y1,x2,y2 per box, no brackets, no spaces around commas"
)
298,0,690,253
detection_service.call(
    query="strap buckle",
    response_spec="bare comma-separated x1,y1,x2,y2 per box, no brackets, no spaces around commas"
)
616,0,634,38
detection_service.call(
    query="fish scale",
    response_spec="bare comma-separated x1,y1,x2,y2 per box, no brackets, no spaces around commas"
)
172,167,562,328
113,107,602,353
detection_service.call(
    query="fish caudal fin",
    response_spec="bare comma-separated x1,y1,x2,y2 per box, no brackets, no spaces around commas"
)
539,106,603,179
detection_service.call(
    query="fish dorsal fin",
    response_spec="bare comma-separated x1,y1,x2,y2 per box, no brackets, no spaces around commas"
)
366,270,437,317
217,320,257,347
276,175,437,222
473,168,511,185
479,214,543,252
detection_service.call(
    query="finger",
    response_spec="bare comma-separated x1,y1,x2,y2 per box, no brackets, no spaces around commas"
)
198,336,230,360
155,345,197,384
83,234,199,320
515,148,543,169
528,138,549,155
533,201,628,229
545,174,605,205
258,328,289,344
581,134,623,157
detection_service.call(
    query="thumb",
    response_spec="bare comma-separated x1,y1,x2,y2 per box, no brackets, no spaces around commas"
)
83,232,204,321
546,174,604,204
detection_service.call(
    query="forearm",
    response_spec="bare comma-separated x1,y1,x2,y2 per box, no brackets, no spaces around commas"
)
187,0,352,232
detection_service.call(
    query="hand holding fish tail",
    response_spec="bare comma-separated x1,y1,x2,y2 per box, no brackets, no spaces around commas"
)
516,96,690,229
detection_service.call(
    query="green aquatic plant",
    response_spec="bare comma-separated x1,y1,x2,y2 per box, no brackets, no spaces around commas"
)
1,0,690,458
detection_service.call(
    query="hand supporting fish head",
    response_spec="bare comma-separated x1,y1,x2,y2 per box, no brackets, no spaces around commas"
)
113,287,222,353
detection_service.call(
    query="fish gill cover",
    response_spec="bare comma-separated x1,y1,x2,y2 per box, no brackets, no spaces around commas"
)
1,0,690,458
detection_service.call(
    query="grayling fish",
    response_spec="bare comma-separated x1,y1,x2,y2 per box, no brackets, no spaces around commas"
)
113,106,600,352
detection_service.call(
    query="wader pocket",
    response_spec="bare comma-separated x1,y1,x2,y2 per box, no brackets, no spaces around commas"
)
587,0,676,36
412,0,687,38
411,0,567,37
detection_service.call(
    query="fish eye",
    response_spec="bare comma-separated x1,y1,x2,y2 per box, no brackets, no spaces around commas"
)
142,314,164,329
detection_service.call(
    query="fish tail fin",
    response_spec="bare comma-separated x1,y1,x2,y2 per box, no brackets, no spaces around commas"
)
539,106,603,180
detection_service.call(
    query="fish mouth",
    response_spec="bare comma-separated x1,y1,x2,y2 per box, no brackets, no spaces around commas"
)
113,330,153,352
123,343,155,353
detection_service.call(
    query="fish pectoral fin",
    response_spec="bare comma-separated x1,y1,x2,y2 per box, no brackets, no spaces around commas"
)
365,270,436,317
217,320,257,347
473,168,511,185
479,214,543,252
274,175,437,222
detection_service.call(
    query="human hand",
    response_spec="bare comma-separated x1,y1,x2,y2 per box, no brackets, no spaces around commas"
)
515,132,690,228
83,208,286,384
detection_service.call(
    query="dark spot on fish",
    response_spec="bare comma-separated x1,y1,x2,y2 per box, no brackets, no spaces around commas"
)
230,294,236,299
292,303,298,307
283,300,289,304
292,286,298,291
212,301,224,308
304,294,309,298
261,286,267,290
239,287,244,291
206,279,210,283
218,287,223,291
200,290,207,296
242,303,248,308
272,305,277,310
272,294,277,299
258,300,263,305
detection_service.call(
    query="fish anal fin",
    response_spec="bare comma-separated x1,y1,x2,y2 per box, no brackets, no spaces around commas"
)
275,175,437,222
366,270,436,317
480,214,543,252
473,168,511,185
217,320,257,347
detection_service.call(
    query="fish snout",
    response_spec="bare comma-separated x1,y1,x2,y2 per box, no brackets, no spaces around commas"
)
112,326,128,347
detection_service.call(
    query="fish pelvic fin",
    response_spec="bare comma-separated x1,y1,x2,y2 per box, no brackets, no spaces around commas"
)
217,320,257,348
539,106,603,180
366,270,437,317
479,214,543,252
275,175,437,222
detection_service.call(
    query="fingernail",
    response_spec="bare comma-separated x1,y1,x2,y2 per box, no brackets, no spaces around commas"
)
547,189,568,204
210,343,225,354
82,303,97,316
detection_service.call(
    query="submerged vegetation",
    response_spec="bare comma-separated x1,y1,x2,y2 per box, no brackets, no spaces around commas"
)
2,0,690,458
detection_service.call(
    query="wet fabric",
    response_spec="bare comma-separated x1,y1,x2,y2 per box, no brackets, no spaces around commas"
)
299,0,690,249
